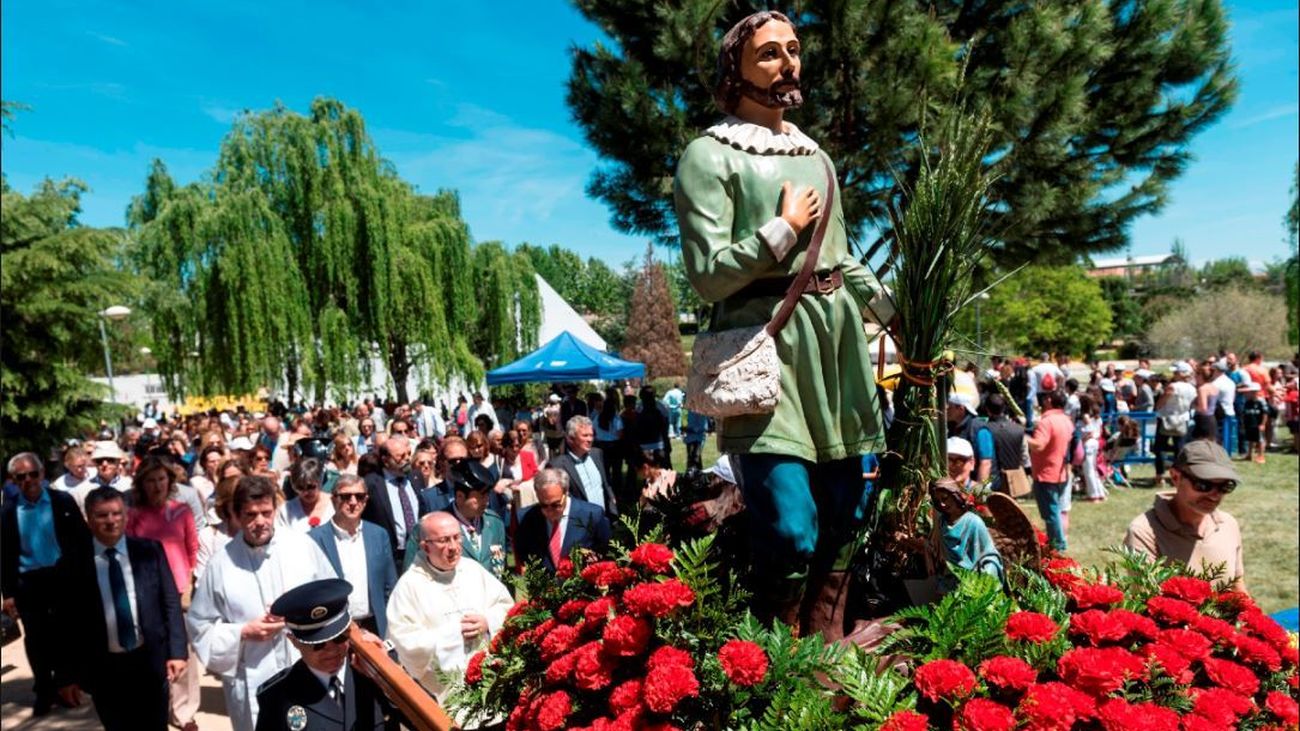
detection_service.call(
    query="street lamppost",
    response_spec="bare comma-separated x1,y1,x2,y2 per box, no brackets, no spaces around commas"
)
98,305,131,432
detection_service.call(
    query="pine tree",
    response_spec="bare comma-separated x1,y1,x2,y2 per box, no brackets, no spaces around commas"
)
2,177,137,454
621,247,687,379
566,0,1236,266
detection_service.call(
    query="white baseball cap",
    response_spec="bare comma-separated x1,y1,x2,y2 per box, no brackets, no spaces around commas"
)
947,392,977,416
705,454,737,484
946,436,974,460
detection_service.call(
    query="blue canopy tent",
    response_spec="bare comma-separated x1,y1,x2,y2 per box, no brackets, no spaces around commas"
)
485,331,646,385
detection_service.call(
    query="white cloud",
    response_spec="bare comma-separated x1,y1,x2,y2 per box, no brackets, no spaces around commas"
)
200,103,241,125
1230,103,1299,130
87,31,128,47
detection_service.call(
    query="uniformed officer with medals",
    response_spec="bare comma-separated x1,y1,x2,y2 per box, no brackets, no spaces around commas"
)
254,579,400,731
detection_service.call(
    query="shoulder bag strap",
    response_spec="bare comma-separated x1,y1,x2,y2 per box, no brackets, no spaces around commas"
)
765,155,835,337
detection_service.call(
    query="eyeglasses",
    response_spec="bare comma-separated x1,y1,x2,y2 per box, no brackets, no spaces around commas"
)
421,536,460,547
94,458,117,465
335,493,368,504
1188,477,1237,495
10,471,38,481
414,460,434,469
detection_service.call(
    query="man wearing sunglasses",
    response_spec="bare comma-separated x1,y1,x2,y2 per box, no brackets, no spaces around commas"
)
255,578,400,730
1125,440,1245,592
309,475,396,639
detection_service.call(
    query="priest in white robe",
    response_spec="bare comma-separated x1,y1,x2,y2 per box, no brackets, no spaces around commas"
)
187,477,335,731
386,511,513,702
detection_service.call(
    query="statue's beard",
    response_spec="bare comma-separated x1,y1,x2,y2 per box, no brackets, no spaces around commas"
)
738,76,803,110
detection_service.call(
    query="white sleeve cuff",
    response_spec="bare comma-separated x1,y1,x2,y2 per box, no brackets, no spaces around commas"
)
757,217,797,262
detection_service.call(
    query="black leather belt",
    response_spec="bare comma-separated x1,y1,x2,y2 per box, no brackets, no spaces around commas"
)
735,269,843,298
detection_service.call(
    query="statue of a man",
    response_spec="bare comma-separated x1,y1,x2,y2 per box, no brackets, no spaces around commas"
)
674,11,893,637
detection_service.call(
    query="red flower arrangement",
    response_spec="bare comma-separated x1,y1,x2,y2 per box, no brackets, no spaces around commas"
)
1005,611,1060,643
1068,582,1125,609
978,656,1038,691
913,659,978,702
956,698,1015,731
451,540,776,731
1158,576,1213,605
718,639,769,686
879,709,930,731
1057,646,1147,697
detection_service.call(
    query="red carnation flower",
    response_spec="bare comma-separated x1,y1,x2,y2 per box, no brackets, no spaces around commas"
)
581,561,636,588
1203,657,1260,696
602,615,652,657
956,698,1016,731
573,641,617,691
1110,608,1158,641
1006,611,1060,643
1017,682,1095,731
1155,628,1212,661
643,663,699,713
534,690,572,731
1041,557,1082,590
505,600,531,621
1189,687,1255,727
1146,596,1200,626
583,596,616,627
540,624,580,662
718,639,769,686
1069,582,1125,609
629,542,675,574
1284,645,1300,667
879,709,930,731
555,558,574,578
978,656,1038,690
1266,690,1300,725
622,579,695,618
1140,643,1194,684
308,516,321,527
647,645,694,671
1214,590,1259,616
506,690,533,731
612,707,643,731
1095,698,1178,731
1233,632,1283,671
556,598,590,623
607,678,643,716
544,650,579,685
1158,576,1213,605
1069,609,1130,646
1057,647,1146,697
1180,714,1223,731
465,650,485,684
1191,614,1237,645
1240,608,1292,651
640,723,683,731
913,659,977,702
518,618,557,647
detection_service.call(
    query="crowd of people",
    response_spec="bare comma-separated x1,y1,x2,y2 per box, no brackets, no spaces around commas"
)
0,380,724,731
2,350,1294,730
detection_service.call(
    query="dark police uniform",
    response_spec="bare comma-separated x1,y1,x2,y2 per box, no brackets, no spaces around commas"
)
254,579,399,731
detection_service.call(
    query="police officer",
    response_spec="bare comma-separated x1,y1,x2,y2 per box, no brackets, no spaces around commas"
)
254,579,397,731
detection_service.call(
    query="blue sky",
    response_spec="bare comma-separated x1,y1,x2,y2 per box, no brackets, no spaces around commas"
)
2,0,1296,271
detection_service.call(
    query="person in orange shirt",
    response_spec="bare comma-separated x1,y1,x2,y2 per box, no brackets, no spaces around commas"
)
1027,390,1073,552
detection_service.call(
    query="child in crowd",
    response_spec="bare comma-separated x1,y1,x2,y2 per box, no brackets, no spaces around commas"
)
1239,381,1273,464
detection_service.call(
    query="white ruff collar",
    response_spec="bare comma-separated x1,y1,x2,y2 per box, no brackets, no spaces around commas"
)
705,116,820,156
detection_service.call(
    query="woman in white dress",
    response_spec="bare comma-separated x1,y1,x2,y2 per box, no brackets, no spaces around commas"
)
1077,395,1107,502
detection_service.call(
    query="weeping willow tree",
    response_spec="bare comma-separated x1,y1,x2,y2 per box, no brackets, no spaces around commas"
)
129,98,540,402
865,110,1000,577
470,242,542,371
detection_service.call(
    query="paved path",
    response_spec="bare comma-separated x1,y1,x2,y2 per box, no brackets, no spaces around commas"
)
1,633,233,731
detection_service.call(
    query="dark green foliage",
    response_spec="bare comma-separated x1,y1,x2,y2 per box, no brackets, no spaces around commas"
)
128,99,539,401
1097,276,1144,340
2,177,136,454
980,265,1113,357
1286,162,1299,345
879,567,1015,667
567,0,1237,266
1199,257,1257,291
731,614,847,729
831,651,918,727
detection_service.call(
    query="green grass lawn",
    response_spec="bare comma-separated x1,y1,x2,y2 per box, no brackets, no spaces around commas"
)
664,434,1298,613
1061,453,1299,613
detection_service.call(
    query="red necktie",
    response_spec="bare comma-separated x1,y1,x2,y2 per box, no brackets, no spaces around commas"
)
548,520,563,567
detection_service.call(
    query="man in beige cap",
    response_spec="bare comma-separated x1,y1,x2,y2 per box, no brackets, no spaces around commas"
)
1124,440,1244,591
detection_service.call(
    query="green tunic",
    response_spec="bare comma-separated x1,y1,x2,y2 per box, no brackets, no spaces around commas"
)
674,125,891,463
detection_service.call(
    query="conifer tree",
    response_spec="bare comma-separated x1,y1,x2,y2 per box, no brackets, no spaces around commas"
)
567,0,1237,266
620,247,687,379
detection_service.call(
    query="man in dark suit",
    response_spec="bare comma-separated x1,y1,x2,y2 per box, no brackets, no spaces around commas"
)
547,415,618,519
54,487,187,730
516,468,611,573
2,452,91,715
360,436,427,571
255,579,399,730
309,475,397,638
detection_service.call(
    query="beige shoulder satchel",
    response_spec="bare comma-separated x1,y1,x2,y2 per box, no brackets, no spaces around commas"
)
686,159,835,419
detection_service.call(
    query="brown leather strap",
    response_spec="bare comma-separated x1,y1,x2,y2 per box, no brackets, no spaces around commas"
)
765,157,835,338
